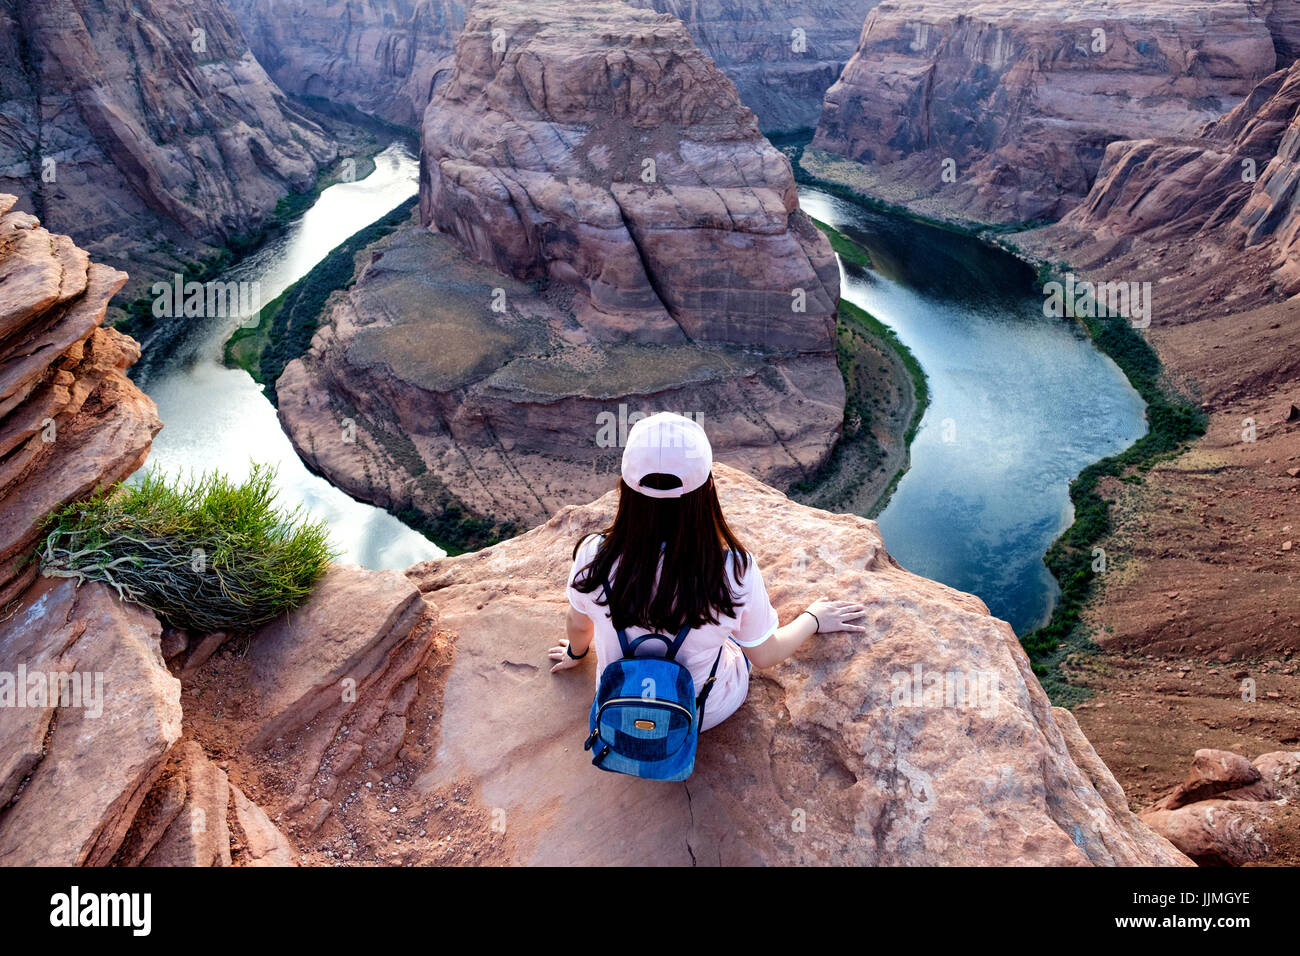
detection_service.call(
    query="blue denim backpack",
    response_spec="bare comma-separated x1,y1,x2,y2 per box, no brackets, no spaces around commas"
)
582,575,723,782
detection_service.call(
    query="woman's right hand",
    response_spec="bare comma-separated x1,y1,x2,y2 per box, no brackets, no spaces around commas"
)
805,596,868,634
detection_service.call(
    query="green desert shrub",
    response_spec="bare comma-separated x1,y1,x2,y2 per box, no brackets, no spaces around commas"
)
38,465,336,632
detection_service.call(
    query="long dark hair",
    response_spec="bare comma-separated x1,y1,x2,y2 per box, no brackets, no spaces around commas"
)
572,473,751,633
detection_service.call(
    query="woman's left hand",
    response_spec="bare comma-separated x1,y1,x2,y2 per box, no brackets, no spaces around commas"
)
548,639,586,673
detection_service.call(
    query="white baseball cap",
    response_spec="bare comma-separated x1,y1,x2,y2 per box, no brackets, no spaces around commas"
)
621,412,712,499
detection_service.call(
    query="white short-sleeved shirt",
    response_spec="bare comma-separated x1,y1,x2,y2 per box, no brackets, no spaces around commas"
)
566,534,780,731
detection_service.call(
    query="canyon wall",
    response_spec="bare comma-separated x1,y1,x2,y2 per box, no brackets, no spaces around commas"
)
0,0,336,280
277,0,846,532
228,0,878,133
227,0,469,129
626,0,881,131
810,0,1278,225
1018,55,1300,317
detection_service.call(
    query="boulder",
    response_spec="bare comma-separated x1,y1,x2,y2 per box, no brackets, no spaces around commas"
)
1151,748,1274,810
1141,800,1275,866
228,783,296,866
1253,751,1300,801
137,742,233,868
404,463,1190,865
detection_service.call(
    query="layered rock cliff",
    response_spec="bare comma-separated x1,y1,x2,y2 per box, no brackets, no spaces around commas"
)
1017,55,1300,312
810,0,1277,225
0,195,160,606
0,0,336,281
277,0,846,532
421,0,839,347
228,0,878,133
626,0,881,131
228,0,469,129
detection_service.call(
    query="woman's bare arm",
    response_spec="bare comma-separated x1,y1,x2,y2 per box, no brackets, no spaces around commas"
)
549,606,595,673
742,598,867,670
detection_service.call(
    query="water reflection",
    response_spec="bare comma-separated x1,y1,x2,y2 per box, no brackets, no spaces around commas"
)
137,143,444,569
799,187,1148,633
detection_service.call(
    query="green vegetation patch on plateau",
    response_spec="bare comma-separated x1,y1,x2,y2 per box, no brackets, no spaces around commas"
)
38,465,336,633
490,343,759,399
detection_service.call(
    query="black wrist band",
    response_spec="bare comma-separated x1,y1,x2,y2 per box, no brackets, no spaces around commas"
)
566,642,589,660
803,610,820,633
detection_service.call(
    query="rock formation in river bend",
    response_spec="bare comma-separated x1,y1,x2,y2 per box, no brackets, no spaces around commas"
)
277,0,846,532
421,0,838,349
0,0,336,280
810,0,1278,225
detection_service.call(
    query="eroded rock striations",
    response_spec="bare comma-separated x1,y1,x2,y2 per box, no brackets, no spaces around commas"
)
404,463,1191,865
626,0,882,132
1018,55,1300,311
228,0,878,133
0,195,161,606
228,0,469,129
0,201,305,867
1139,748,1299,865
809,0,1277,225
0,0,335,281
277,1,846,532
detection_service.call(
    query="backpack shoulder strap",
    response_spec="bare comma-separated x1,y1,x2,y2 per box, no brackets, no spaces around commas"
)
601,574,635,658
695,644,726,728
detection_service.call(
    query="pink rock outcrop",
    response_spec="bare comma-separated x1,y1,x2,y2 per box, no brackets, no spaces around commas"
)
0,195,161,606
811,0,1277,224
0,578,182,866
404,463,1191,865
1139,748,1298,865
277,1,846,534
421,0,839,349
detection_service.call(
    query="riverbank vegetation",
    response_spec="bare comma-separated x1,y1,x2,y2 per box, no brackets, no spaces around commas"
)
113,107,398,343
39,465,335,632
790,216,930,518
1019,264,1207,702
784,134,1208,702
225,196,418,403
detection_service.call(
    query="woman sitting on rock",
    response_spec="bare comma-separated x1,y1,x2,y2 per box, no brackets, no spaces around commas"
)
549,411,866,732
